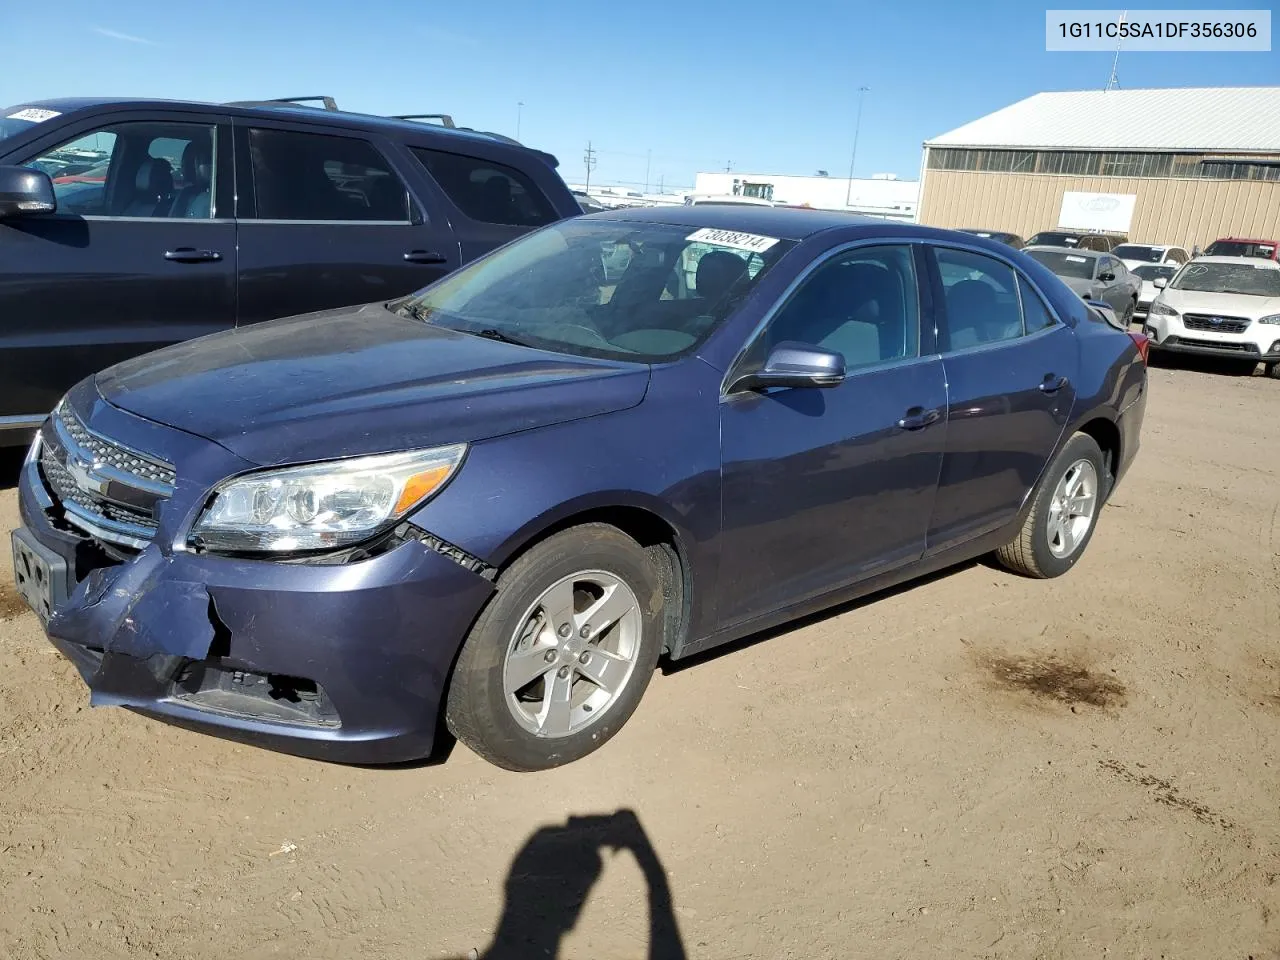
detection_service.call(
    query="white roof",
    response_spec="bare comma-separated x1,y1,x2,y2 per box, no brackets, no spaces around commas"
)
926,87,1280,153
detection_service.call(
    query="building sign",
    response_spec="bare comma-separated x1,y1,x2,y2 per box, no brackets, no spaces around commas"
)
1057,191,1137,233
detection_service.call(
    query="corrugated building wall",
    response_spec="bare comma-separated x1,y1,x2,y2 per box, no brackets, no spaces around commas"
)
919,165,1280,249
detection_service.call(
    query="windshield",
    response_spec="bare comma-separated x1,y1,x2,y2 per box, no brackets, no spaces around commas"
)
391,219,795,361
1027,232,1081,247
1113,244,1163,262
1026,249,1096,280
1171,262,1280,297
1132,264,1177,282
0,105,62,145
1204,240,1276,260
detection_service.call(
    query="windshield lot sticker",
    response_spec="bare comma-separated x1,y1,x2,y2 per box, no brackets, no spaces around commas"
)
1066,255,1088,263
685,227,779,254
7,108,61,123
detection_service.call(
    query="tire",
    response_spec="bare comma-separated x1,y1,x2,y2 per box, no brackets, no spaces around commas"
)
996,433,1107,579
1120,298,1135,326
445,523,664,771
1266,362,1280,380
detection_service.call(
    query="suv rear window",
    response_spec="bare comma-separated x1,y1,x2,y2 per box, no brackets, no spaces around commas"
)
247,128,410,222
1204,240,1277,260
412,148,557,227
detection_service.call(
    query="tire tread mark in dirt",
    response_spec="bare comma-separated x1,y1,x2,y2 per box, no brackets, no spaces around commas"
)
1098,759,1233,830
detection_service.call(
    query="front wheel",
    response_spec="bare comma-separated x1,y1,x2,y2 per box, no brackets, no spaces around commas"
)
996,433,1106,579
445,523,664,771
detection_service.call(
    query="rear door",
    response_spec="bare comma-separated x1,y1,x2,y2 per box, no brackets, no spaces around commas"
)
0,112,235,421
923,244,1077,555
233,121,460,325
407,146,564,262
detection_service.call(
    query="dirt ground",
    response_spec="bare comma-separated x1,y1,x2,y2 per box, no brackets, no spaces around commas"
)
1,361,1278,960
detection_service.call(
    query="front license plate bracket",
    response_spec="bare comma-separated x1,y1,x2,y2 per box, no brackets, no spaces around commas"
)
11,528,70,624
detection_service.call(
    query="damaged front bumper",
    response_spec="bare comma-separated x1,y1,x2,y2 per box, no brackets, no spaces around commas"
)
15,396,495,764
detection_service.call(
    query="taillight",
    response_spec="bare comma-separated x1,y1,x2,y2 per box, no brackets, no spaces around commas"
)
1127,331,1150,364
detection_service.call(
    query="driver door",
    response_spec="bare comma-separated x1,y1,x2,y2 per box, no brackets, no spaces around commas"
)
715,243,948,629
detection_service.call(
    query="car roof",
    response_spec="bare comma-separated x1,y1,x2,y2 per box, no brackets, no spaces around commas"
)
1211,236,1278,243
1024,245,1102,258
579,204,912,241
1192,255,1280,268
11,96,552,160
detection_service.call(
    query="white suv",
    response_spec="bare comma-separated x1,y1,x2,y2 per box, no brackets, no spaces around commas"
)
1144,256,1280,376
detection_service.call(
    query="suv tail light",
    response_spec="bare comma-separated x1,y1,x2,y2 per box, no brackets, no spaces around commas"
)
1127,331,1151,364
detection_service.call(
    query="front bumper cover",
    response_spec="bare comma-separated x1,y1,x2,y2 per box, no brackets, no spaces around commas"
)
16,389,496,764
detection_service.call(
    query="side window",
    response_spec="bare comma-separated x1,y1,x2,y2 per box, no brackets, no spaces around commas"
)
753,245,919,371
247,128,410,221
1018,276,1057,331
411,148,557,227
24,122,216,218
934,247,1025,350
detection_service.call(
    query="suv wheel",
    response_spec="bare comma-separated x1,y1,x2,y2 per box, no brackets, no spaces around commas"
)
996,433,1106,579
445,523,664,771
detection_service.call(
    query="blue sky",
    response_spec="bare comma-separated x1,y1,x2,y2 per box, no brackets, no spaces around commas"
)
2,0,1275,191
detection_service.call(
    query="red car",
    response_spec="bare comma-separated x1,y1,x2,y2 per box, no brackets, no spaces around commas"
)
1203,237,1279,261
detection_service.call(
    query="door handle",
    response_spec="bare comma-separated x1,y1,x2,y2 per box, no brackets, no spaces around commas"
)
897,406,942,431
403,250,448,264
1038,374,1070,394
164,248,222,263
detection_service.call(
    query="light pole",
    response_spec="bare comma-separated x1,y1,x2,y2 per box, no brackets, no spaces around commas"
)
844,86,870,208
516,101,525,141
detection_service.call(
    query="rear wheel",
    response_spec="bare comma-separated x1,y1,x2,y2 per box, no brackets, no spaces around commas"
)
1120,298,1136,326
996,433,1106,579
445,523,664,771
1266,361,1279,379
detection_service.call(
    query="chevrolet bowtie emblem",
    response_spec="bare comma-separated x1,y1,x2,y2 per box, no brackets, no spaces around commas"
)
67,454,111,496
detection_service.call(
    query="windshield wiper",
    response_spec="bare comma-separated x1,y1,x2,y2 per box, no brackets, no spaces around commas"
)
468,327,533,348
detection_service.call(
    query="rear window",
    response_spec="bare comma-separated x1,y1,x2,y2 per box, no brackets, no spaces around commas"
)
1113,244,1163,262
1026,249,1096,280
1204,240,1277,260
412,148,558,227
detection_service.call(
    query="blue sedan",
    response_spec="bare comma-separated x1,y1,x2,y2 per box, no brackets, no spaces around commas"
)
11,206,1148,771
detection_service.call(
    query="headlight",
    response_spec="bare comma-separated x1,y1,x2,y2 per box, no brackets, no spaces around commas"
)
1258,314,1280,325
189,444,467,554
1148,300,1179,317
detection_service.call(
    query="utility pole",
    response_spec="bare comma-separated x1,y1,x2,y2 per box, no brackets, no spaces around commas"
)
724,160,732,172
645,149,651,194
516,101,525,140
844,85,870,208
1105,10,1127,90
584,141,597,194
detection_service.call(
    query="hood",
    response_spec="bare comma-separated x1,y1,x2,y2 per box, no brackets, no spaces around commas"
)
97,303,651,465
1157,288,1280,319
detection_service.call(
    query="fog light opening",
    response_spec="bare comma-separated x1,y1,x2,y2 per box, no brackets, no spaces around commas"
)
267,674,319,704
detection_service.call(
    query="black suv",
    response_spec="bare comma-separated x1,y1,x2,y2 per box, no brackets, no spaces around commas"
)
1024,230,1126,252
0,96,582,445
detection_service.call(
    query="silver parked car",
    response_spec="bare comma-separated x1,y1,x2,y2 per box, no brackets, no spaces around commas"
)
1024,246,1143,324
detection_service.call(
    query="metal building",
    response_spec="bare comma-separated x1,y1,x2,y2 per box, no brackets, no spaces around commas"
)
918,87,1280,249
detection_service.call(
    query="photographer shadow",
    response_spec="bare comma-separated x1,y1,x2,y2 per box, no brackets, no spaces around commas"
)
464,808,687,960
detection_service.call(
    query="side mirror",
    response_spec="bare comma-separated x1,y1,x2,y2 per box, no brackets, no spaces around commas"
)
1153,277,1168,289
732,341,845,392
0,165,56,218
1098,271,1115,282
